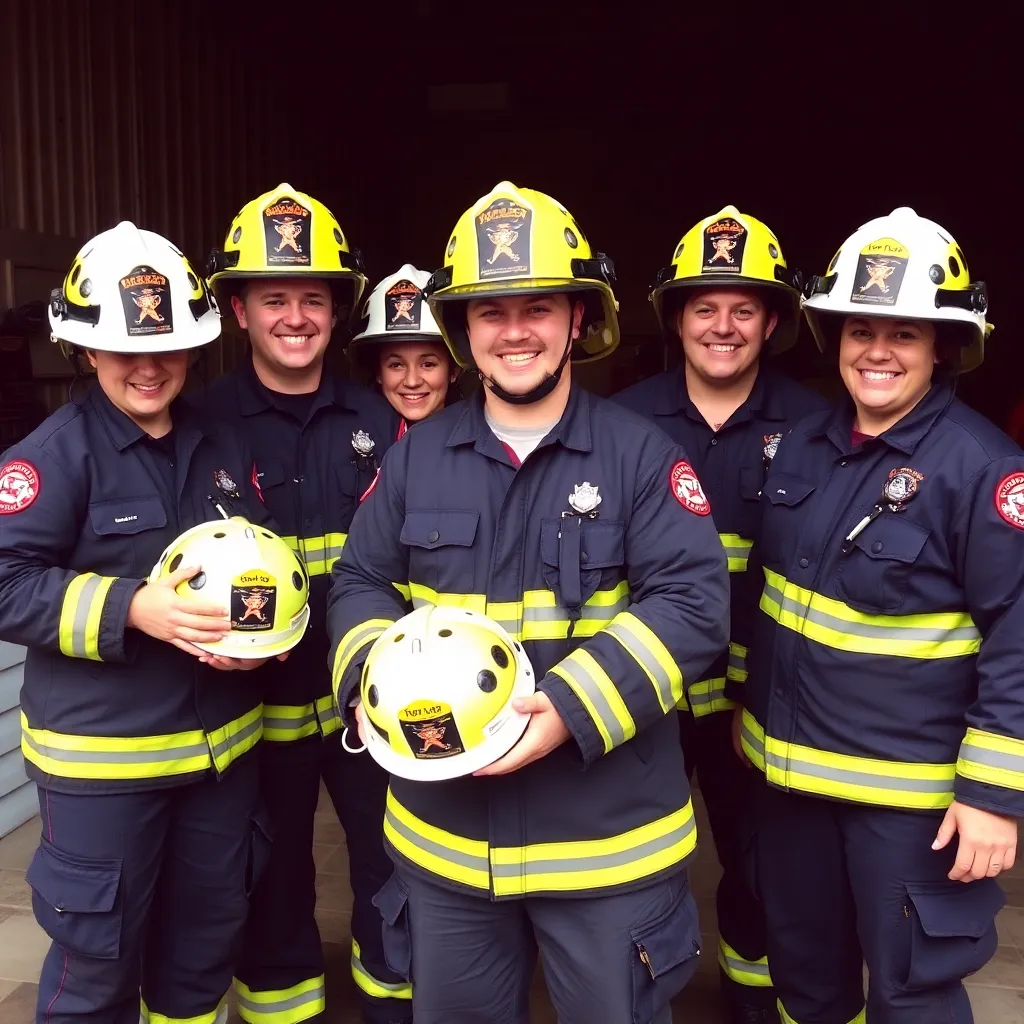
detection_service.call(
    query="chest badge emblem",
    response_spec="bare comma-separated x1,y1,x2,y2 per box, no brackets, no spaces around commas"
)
883,467,924,508
351,430,376,456
568,482,602,516
763,433,783,462
214,468,240,496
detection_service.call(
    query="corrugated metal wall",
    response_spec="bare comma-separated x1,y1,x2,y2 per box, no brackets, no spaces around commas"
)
0,642,32,839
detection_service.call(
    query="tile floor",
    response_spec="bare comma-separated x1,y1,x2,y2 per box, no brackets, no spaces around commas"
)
2,788,1024,1022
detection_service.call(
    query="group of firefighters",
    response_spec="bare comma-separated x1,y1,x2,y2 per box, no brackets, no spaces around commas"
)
0,174,1017,1024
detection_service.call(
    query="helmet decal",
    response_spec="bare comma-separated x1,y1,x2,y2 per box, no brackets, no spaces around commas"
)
119,265,173,337
475,196,532,280
702,216,747,274
262,194,312,267
385,279,422,331
850,238,910,307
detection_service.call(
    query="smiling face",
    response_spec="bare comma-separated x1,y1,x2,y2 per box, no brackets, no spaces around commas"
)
86,349,188,436
377,340,455,422
465,293,582,402
839,315,938,434
232,278,336,385
676,288,777,386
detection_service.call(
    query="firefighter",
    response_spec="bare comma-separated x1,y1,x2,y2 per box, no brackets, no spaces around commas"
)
732,207,1017,1023
200,184,406,1024
326,181,732,1024
0,222,280,1024
612,206,831,1023
348,263,459,437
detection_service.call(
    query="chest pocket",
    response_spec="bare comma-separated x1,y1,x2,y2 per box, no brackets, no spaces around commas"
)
763,473,816,570
401,510,480,600
735,465,766,540
540,518,626,627
836,514,929,614
87,496,168,578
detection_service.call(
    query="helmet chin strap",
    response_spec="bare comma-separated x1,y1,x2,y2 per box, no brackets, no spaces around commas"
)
479,325,575,407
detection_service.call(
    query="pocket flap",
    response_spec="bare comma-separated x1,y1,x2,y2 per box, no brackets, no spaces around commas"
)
253,458,286,488
629,886,701,979
906,878,1005,939
27,838,121,914
540,519,626,568
739,465,764,502
851,515,929,564
88,496,167,536
372,872,410,927
765,474,816,507
401,510,479,550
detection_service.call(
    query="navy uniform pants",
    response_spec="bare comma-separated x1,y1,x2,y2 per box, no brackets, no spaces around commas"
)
26,757,263,1024
679,709,774,1012
374,865,701,1024
233,736,408,1024
755,784,1005,1023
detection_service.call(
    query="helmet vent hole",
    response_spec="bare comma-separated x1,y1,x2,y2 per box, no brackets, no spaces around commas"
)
168,553,183,573
214,532,226,539
447,236,457,258
564,228,578,249
956,247,967,269
477,670,497,693
262,532,274,539
929,264,946,285
439,629,453,638
292,571,303,590
394,633,405,642
367,683,379,708
188,571,207,590
491,645,509,668
948,256,961,278
232,226,243,244
674,243,684,260
334,227,344,245
768,242,779,259
187,272,199,290
70,264,81,285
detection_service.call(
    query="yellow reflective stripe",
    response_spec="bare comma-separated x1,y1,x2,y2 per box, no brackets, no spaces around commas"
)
957,728,1024,791
282,533,347,577
332,619,393,698
316,694,341,737
263,702,319,743
208,705,263,773
778,999,865,1024
602,610,683,714
718,938,772,988
491,801,696,896
551,648,635,753
741,709,955,810
58,572,116,661
383,789,490,891
404,582,629,642
727,641,747,682
233,975,326,1024
761,568,981,659
351,939,412,1000
720,533,752,573
688,678,736,718
141,997,227,1024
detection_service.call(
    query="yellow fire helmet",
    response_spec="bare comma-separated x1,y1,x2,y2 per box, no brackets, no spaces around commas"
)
354,604,536,781
148,515,310,659
649,205,803,354
206,182,368,320
802,207,989,373
422,180,620,370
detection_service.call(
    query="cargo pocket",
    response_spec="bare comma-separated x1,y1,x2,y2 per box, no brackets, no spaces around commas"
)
243,808,273,899
630,881,702,1023
900,877,1005,991
26,837,123,960
372,871,412,982
836,515,930,614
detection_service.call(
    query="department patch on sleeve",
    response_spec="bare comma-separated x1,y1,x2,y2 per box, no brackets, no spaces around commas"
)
670,460,711,516
0,459,40,514
995,472,1024,529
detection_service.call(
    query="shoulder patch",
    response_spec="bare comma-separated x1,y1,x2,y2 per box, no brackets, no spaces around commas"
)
0,459,41,514
670,460,711,516
995,472,1024,530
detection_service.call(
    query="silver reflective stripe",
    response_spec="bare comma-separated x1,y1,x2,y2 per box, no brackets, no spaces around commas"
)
263,710,317,734
741,721,765,759
764,579,981,644
959,741,1024,774
350,950,409,994
764,751,952,794
236,982,325,1019
689,679,726,709
70,574,104,658
490,815,696,879
728,649,746,675
384,807,489,875
604,620,675,710
555,657,627,747
721,951,770,978
209,715,262,761
522,596,629,623
338,623,387,669
22,731,208,764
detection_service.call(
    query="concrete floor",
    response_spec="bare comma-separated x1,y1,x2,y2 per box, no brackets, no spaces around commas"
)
2,787,1024,1022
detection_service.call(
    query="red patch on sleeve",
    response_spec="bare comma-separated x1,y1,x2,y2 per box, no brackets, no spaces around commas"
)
0,460,40,514
670,460,711,516
995,472,1024,529
251,462,265,504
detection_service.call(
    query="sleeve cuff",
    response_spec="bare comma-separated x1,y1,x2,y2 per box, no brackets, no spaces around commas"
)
538,674,604,768
97,577,144,663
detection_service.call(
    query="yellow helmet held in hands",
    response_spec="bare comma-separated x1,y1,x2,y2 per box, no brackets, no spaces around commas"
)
206,182,368,320
423,180,620,368
650,205,802,353
149,515,310,659
355,605,536,781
